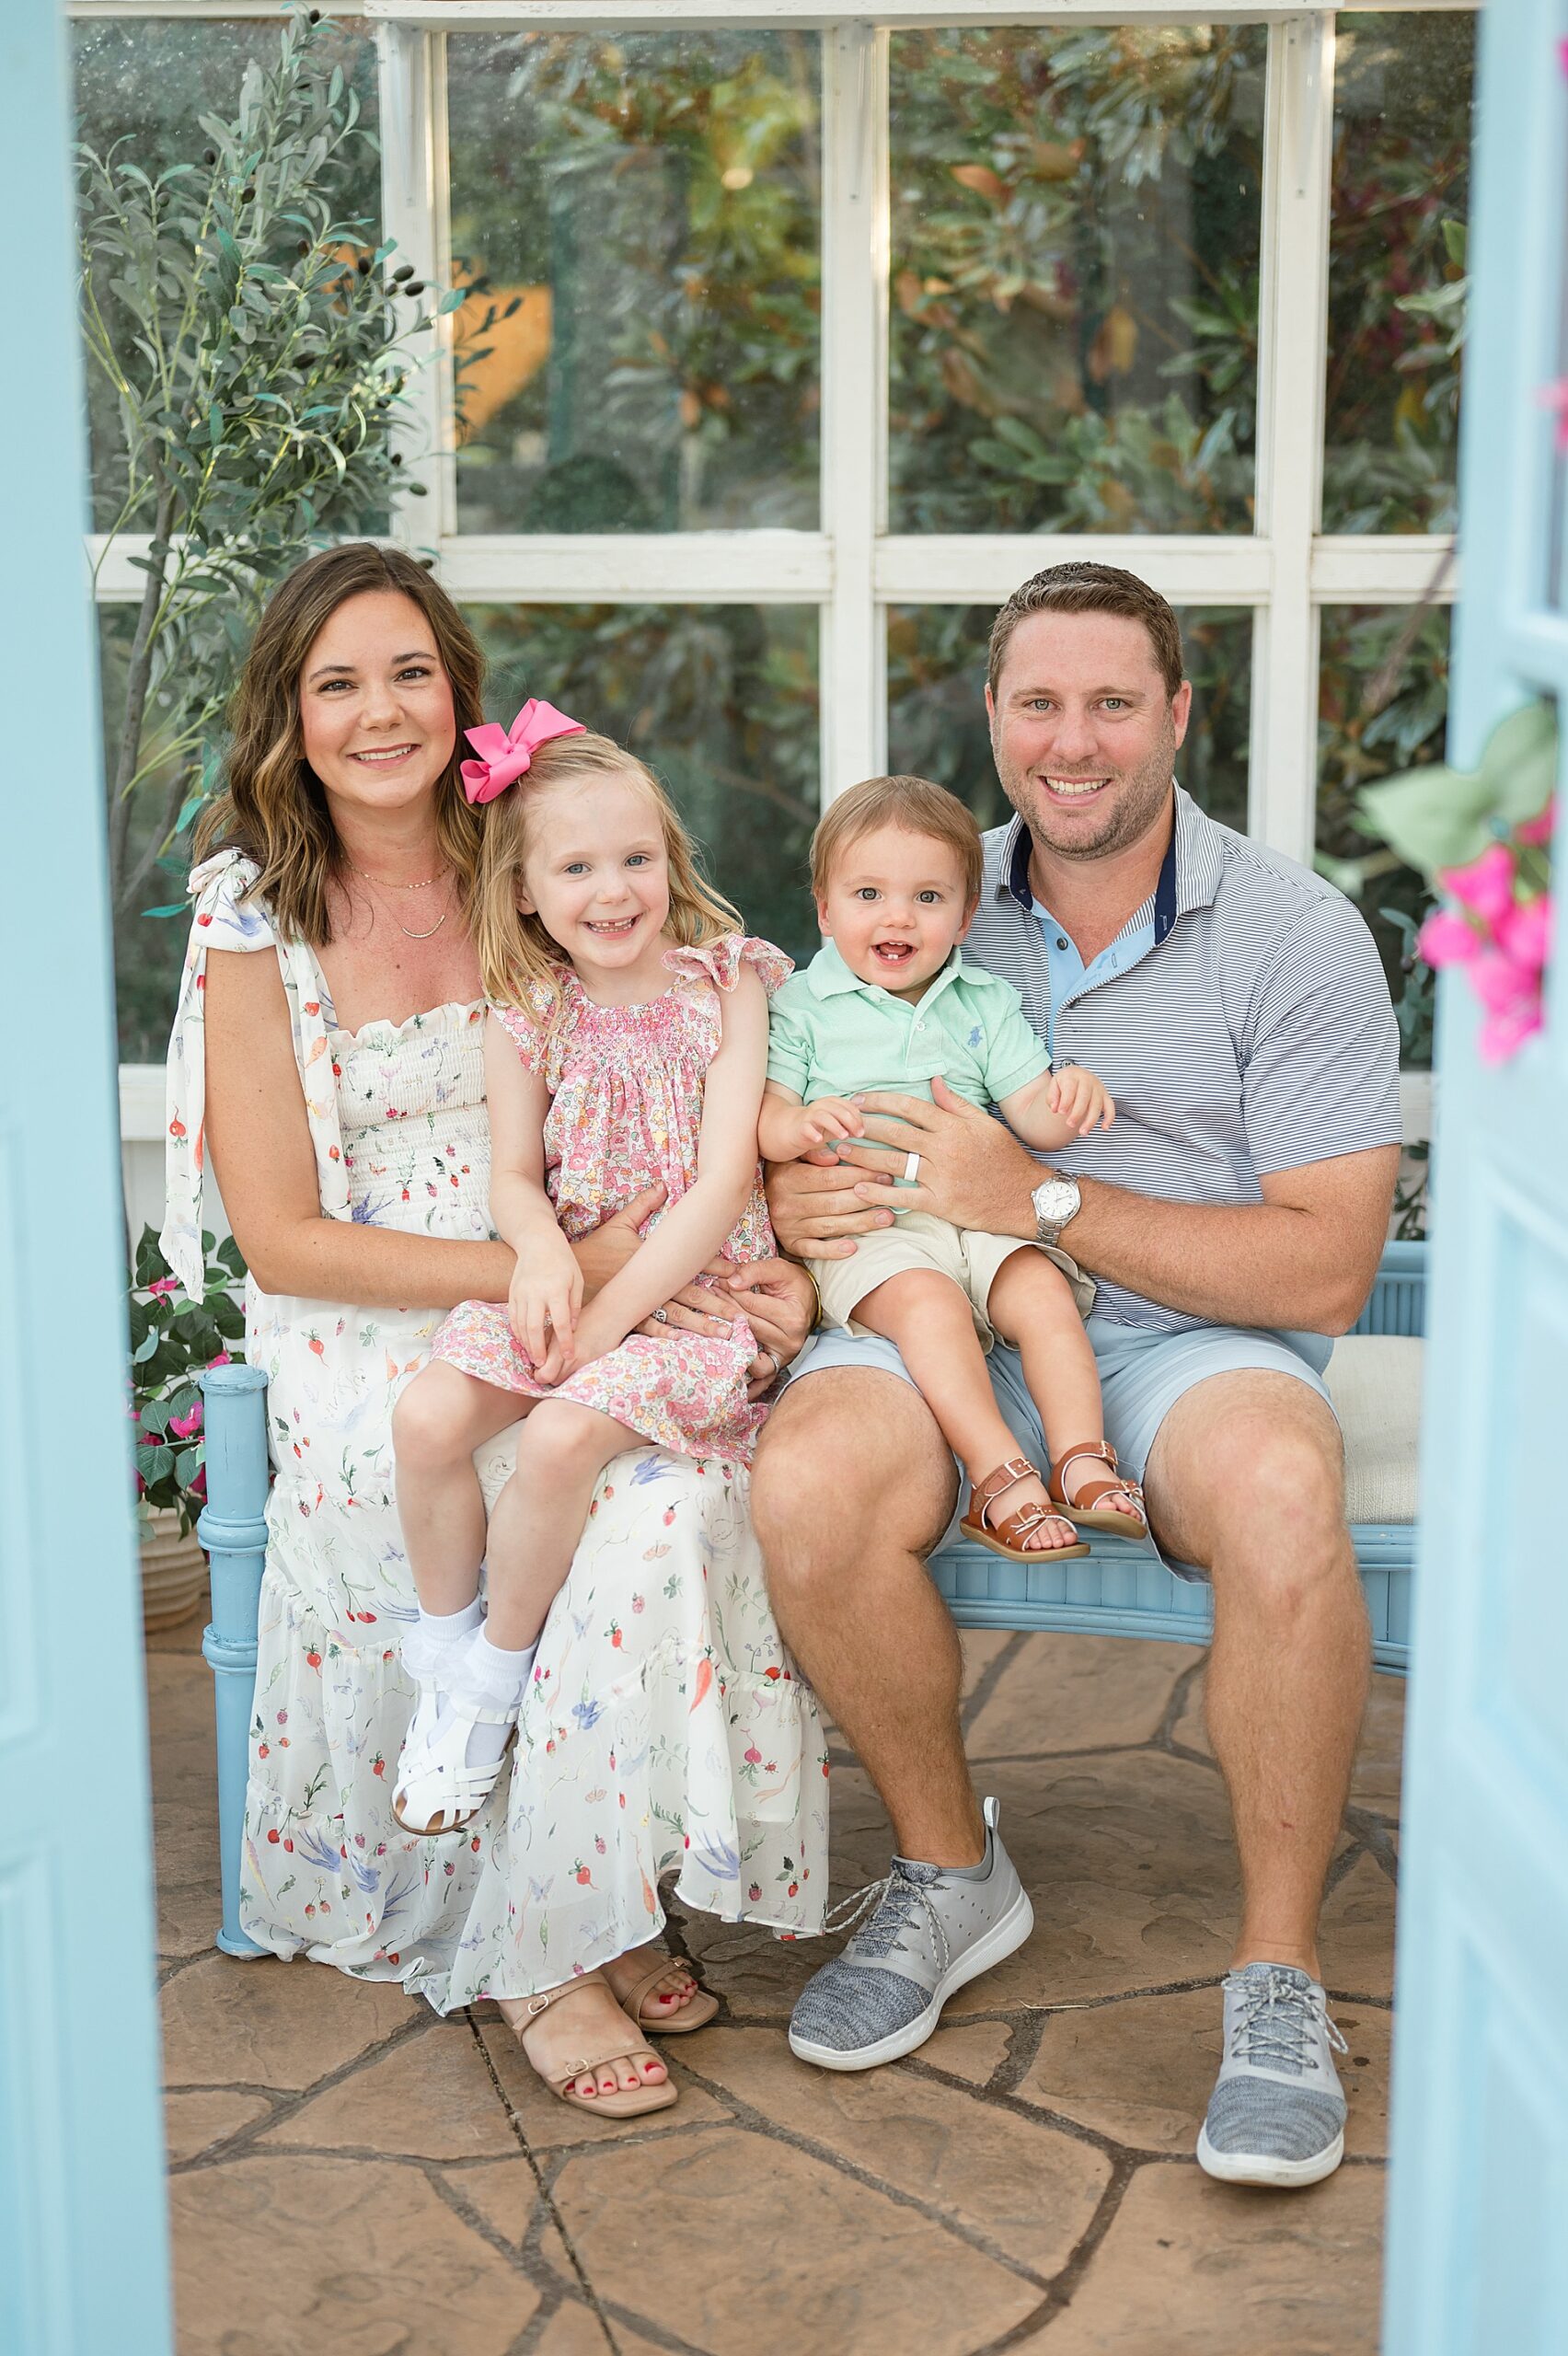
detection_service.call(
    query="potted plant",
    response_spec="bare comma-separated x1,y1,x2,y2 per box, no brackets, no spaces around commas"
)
130,1224,247,1629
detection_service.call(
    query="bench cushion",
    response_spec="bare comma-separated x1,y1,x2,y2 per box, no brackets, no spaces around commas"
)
1326,1334,1423,1526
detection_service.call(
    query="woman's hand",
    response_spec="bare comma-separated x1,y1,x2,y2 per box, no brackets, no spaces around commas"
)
571,1184,668,1299
508,1234,582,1385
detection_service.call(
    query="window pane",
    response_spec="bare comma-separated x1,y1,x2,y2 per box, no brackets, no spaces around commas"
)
1322,15,1475,535
100,606,196,1065
1317,602,1452,1069
887,605,1251,836
465,605,820,959
72,18,379,535
888,29,1266,535
447,35,822,533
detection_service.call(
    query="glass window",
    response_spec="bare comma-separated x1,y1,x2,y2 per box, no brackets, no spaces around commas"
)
887,604,1252,836
465,604,820,958
1322,14,1475,535
446,34,822,533
1317,601,1452,1068
99,606,195,1064
72,18,379,535
888,27,1266,535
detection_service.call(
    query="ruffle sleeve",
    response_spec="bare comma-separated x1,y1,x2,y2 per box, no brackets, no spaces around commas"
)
490,973,569,1083
663,932,793,1000
158,849,350,1297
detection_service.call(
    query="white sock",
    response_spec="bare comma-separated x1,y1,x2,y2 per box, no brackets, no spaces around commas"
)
446,1625,536,1773
402,1594,484,1692
420,1598,484,1645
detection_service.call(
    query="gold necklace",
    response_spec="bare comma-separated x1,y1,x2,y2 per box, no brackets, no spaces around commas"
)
352,862,454,941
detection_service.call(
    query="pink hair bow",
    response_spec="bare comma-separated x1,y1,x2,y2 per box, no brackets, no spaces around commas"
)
460,699,586,805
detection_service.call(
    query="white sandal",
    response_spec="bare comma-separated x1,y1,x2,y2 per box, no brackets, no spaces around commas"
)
390,1696,518,1837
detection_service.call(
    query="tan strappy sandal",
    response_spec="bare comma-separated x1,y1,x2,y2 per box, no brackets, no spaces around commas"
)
617,1952,720,2036
960,1456,1090,1563
513,1969,678,2117
1047,1439,1148,1539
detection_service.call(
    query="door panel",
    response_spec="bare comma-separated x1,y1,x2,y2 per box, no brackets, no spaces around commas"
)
1382,3,1568,2349
0,6,173,2351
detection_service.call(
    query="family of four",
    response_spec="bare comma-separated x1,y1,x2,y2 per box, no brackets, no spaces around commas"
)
161,541,1400,2185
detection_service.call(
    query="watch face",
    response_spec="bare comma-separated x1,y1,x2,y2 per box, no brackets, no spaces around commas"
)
1033,1178,1078,1223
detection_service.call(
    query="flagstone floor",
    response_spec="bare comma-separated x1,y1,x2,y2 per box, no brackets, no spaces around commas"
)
149,1609,1403,2356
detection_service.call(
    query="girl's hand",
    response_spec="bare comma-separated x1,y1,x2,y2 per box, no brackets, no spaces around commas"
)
1047,1064,1115,1137
567,1299,628,1373
508,1239,582,1385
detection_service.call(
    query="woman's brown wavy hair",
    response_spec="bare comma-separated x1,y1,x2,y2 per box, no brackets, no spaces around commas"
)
194,542,486,943
473,733,742,1029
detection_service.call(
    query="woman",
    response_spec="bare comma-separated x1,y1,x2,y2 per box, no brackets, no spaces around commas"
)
161,543,824,2115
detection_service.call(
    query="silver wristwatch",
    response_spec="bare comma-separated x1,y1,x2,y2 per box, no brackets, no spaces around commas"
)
1031,1173,1081,1251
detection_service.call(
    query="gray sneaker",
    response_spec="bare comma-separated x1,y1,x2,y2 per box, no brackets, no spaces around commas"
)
1196,1962,1349,2188
788,1796,1033,2073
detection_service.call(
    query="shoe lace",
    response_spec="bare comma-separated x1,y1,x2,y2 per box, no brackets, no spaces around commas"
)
823,1866,950,1977
1226,1968,1348,2075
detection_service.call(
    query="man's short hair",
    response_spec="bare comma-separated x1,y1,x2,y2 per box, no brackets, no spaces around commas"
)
811,774,984,905
987,561,1186,700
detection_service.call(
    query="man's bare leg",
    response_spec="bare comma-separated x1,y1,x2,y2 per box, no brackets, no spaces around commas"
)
751,1368,982,1867
1143,1369,1369,1980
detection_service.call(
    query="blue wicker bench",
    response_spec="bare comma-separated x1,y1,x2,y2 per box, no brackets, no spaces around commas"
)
197,1241,1424,1954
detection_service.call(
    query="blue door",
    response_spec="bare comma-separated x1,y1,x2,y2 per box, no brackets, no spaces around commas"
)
1382,1,1568,2348
0,4,173,2351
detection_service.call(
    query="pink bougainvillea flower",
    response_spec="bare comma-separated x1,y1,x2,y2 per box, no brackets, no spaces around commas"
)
1516,797,1556,849
1468,945,1540,1017
190,1466,208,1502
1496,893,1554,971
144,1274,180,1299
168,1400,203,1439
1479,999,1544,1065
1441,841,1518,924
1539,379,1568,455
1417,907,1481,967
208,1349,232,1369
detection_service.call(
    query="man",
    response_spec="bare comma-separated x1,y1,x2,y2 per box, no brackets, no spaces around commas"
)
752,561,1401,2189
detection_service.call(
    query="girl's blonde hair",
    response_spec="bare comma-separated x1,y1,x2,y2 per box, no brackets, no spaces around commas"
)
472,733,743,1023
194,542,487,943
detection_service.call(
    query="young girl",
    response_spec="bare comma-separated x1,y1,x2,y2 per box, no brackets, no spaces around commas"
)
390,702,789,1837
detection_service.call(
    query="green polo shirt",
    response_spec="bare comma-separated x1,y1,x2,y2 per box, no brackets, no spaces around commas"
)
766,939,1052,1112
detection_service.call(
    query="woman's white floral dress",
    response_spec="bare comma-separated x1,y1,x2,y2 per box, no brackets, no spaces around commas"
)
162,852,827,2009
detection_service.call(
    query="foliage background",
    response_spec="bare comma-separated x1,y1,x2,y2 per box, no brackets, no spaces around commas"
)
75,12,1472,1065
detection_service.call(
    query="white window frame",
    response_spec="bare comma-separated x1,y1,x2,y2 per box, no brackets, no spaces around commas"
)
80,0,1470,871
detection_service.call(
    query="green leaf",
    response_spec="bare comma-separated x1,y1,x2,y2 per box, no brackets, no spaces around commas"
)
1361,764,1497,874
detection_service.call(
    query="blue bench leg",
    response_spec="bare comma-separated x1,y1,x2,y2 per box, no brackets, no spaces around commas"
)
198,1363,271,1960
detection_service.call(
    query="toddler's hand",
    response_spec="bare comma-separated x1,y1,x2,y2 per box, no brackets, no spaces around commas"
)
1048,1064,1115,1137
567,1302,628,1374
508,1242,582,1385
799,1096,864,1151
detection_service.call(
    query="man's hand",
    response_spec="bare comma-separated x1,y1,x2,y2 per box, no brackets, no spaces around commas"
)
765,1149,899,1262
838,1075,1043,1239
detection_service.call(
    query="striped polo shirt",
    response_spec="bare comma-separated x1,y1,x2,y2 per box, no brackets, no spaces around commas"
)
963,786,1402,1335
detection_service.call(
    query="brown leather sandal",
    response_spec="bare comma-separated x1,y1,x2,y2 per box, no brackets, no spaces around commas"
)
513,1969,678,2117
617,1952,720,2036
1047,1440,1149,1539
960,1456,1091,1563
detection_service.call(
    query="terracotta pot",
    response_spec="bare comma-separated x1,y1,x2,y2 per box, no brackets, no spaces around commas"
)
140,1506,209,1632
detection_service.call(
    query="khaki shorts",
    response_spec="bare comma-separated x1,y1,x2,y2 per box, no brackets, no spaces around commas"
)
809,1211,1095,1353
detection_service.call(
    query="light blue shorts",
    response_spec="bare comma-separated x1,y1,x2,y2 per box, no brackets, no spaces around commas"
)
779,1316,1336,1583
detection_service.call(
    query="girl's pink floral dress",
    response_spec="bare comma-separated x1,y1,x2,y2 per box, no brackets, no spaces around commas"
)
432,934,790,1463
161,856,826,2012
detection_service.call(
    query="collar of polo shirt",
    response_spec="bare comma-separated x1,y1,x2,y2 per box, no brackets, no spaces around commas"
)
806,937,969,1004
997,785,1228,947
